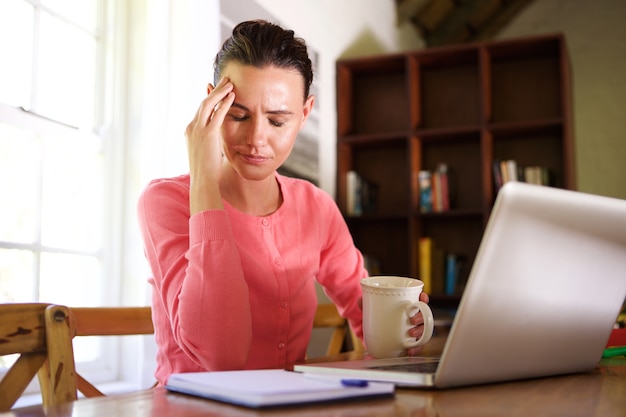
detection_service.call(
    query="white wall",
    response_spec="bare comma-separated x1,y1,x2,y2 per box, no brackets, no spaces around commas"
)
128,0,221,298
124,0,221,387
497,0,626,200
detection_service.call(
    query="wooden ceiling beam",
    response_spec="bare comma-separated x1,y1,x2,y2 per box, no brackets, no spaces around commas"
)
395,0,432,25
397,0,535,47
412,0,456,33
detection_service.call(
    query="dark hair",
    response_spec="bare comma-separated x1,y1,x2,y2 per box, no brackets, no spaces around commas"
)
214,20,313,100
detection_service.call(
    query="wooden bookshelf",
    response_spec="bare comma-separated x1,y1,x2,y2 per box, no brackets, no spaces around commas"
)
336,34,575,308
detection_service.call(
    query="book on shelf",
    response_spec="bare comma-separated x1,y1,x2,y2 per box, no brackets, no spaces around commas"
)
493,159,551,192
346,170,358,215
419,164,452,213
418,237,432,294
346,170,377,216
524,165,551,185
418,170,432,213
418,237,445,296
445,254,457,295
444,253,467,296
504,160,517,184
432,163,450,212
432,172,442,212
440,166,450,212
166,369,395,408
492,160,503,191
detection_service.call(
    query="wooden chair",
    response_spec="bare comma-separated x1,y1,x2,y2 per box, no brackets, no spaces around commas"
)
68,306,154,398
0,303,77,411
313,303,363,355
67,303,357,397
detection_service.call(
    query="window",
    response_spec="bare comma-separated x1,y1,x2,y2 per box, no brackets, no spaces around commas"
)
0,0,125,401
0,0,106,305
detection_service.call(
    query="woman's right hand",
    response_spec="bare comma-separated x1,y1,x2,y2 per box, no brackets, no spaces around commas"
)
185,77,235,214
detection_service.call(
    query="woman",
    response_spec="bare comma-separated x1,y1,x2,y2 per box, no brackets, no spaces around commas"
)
137,20,429,385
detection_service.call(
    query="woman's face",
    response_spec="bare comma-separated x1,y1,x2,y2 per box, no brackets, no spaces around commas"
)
219,62,314,182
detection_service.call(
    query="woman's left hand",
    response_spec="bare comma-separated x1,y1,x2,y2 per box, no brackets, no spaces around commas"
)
356,291,431,356
406,291,430,356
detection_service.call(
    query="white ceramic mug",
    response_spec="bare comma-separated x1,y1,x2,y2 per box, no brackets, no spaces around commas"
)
360,276,434,358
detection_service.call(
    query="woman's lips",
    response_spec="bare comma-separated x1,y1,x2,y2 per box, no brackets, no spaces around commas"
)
241,153,269,165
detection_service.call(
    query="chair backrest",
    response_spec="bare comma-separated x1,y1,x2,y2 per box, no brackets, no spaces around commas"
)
68,306,154,398
313,303,363,356
0,303,77,411
67,304,358,398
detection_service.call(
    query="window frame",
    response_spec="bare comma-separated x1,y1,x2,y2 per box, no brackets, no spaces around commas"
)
0,0,140,402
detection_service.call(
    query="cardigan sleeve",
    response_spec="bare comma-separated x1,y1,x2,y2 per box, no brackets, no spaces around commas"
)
137,178,252,370
312,189,368,340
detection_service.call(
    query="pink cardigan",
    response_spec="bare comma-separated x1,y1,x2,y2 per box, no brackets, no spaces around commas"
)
137,173,366,384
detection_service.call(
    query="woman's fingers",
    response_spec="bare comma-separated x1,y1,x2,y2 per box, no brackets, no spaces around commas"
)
407,317,426,356
210,91,235,126
406,346,425,356
194,78,234,128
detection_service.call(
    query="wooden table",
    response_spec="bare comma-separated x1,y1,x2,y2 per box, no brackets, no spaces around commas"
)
3,334,625,417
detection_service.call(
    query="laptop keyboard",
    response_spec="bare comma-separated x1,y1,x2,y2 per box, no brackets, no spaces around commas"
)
371,361,440,373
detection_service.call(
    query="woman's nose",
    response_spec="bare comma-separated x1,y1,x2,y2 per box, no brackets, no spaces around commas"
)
246,119,268,147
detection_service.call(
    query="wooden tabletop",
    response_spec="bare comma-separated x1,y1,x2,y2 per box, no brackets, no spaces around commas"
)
3,333,625,417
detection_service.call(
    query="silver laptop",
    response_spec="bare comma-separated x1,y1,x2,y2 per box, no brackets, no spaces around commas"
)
295,182,626,388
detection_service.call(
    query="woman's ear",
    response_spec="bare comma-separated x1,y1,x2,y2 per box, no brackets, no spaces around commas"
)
300,95,316,128
207,83,214,95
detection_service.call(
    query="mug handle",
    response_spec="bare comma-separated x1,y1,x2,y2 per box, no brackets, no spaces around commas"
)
402,301,434,349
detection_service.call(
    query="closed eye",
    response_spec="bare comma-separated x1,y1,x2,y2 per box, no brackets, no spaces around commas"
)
228,113,286,127
229,114,248,122
227,102,292,127
269,119,285,127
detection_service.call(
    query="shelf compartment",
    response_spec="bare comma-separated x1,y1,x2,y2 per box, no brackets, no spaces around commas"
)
337,55,410,136
347,217,411,276
490,125,565,187
339,139,410,217
416,133,483,212
419,216,484,295
413,48,482,129
487,36,564,123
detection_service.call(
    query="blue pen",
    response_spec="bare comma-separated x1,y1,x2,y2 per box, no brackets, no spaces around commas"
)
341,379,369,387
302,373,370,387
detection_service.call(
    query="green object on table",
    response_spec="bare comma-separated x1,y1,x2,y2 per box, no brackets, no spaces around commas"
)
602,346,626,358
